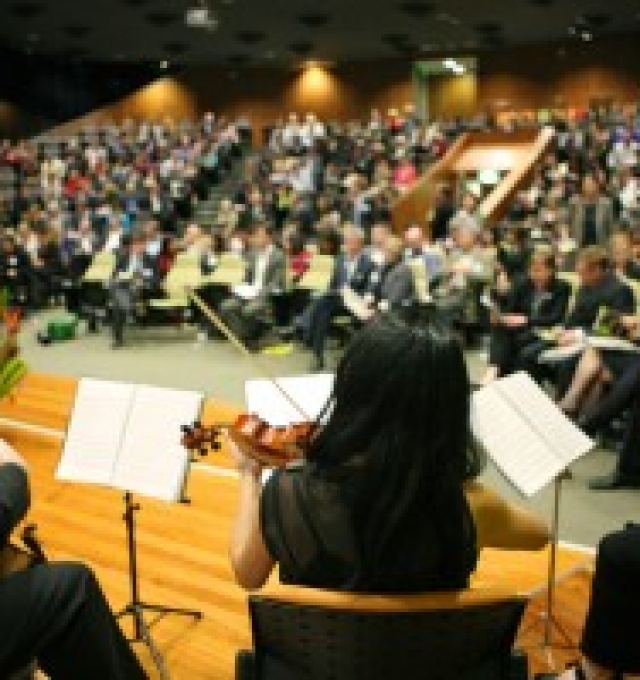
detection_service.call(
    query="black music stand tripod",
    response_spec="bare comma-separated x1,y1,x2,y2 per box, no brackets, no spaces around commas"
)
117,491,203,680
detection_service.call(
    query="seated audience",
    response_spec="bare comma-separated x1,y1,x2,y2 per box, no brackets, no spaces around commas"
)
432,218,493,327
219,223,286,350
368,235,416,315
569,174,615,248
295,225,374,370
109,232,162,349
516,246,635,382
483,250,571,383
610,230,640,281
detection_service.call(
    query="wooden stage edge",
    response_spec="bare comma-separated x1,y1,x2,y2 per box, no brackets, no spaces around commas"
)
0,382,594,679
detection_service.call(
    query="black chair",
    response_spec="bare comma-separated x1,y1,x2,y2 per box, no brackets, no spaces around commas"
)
236,587,529,680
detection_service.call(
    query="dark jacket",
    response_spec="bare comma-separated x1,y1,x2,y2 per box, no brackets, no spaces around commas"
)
113,250,162,290
566,272,635,330
243,246,287,296
0,247,31,288
328,252,374,295
369,261,416,310
506,277,572,329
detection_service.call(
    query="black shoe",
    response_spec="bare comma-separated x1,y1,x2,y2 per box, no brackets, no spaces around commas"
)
310,355,325,372
278,325,302,342
111,338,124,350
589,472,640,491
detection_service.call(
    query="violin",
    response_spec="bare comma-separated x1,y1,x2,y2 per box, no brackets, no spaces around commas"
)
181,290,321,468
0,524,46,579
181,414,316,469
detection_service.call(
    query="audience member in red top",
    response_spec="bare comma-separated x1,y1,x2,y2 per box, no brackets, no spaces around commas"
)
393,154,417,192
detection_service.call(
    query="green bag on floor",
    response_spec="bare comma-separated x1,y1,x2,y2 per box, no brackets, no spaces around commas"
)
38,314,79,344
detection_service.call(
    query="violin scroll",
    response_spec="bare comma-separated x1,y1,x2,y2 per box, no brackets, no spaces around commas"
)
180,421,222,457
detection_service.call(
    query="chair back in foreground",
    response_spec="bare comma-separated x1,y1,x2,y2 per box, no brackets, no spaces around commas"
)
237,586,528,680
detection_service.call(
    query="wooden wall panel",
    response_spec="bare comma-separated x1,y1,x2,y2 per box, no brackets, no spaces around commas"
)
2,32,639,140
429,74,477,118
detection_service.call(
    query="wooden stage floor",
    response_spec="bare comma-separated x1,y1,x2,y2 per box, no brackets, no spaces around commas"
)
5,424,594,679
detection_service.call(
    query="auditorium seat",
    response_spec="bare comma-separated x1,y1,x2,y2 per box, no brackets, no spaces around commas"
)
236,586,529,680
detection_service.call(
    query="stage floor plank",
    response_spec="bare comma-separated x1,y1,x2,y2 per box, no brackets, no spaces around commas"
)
4,425,593,679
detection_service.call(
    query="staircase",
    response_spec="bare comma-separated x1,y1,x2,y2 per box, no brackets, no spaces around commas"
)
193,151,251,229
392,127,556,232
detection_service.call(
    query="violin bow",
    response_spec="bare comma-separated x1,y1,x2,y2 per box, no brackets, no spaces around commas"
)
186,288,312,423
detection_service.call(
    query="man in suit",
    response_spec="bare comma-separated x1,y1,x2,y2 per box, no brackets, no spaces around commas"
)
369,235,416,314
432,219,492,327
219,223,286,349
482,250,572,383
303,225,374,370
569,174,615,248
516,246,635,383
109,231,162,349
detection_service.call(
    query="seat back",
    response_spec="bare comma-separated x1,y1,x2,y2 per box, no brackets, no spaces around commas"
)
159,251,203,302
204,253,247,286
246,587,527,680
81,251,115,284
297,255,335,292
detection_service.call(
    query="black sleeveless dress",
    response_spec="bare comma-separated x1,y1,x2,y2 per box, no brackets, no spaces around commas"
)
260,463,478,594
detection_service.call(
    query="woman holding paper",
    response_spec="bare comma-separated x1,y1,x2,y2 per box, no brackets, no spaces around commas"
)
228,316,549,594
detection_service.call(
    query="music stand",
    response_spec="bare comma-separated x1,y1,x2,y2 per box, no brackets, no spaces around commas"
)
520,472,593,668
117,492,202,680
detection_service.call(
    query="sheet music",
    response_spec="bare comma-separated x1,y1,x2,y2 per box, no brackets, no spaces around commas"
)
245,374,334,427
232,283,259,300
472,372,593,496
538,342,585,363
57,379,203,502
495,372,593,467
111,386,203,502
587,336,640,353
57,379,135,485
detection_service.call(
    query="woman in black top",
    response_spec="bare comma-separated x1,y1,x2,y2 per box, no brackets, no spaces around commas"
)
230,316,548,595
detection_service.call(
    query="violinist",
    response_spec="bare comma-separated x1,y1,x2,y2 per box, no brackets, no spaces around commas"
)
228,316,549,596
0,439,146,679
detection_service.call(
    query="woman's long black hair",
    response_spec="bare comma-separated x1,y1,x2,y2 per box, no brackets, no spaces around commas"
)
306,314,484,587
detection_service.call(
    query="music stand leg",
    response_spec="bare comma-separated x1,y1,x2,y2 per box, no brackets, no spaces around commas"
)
116,492,203,679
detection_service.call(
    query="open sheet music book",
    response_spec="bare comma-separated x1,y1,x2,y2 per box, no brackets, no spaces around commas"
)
471,372,594,497
540,335,640,363
56,378,203,502
245,374,334,427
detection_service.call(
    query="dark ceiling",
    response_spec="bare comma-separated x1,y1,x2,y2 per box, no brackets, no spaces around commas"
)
1,0,639,66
